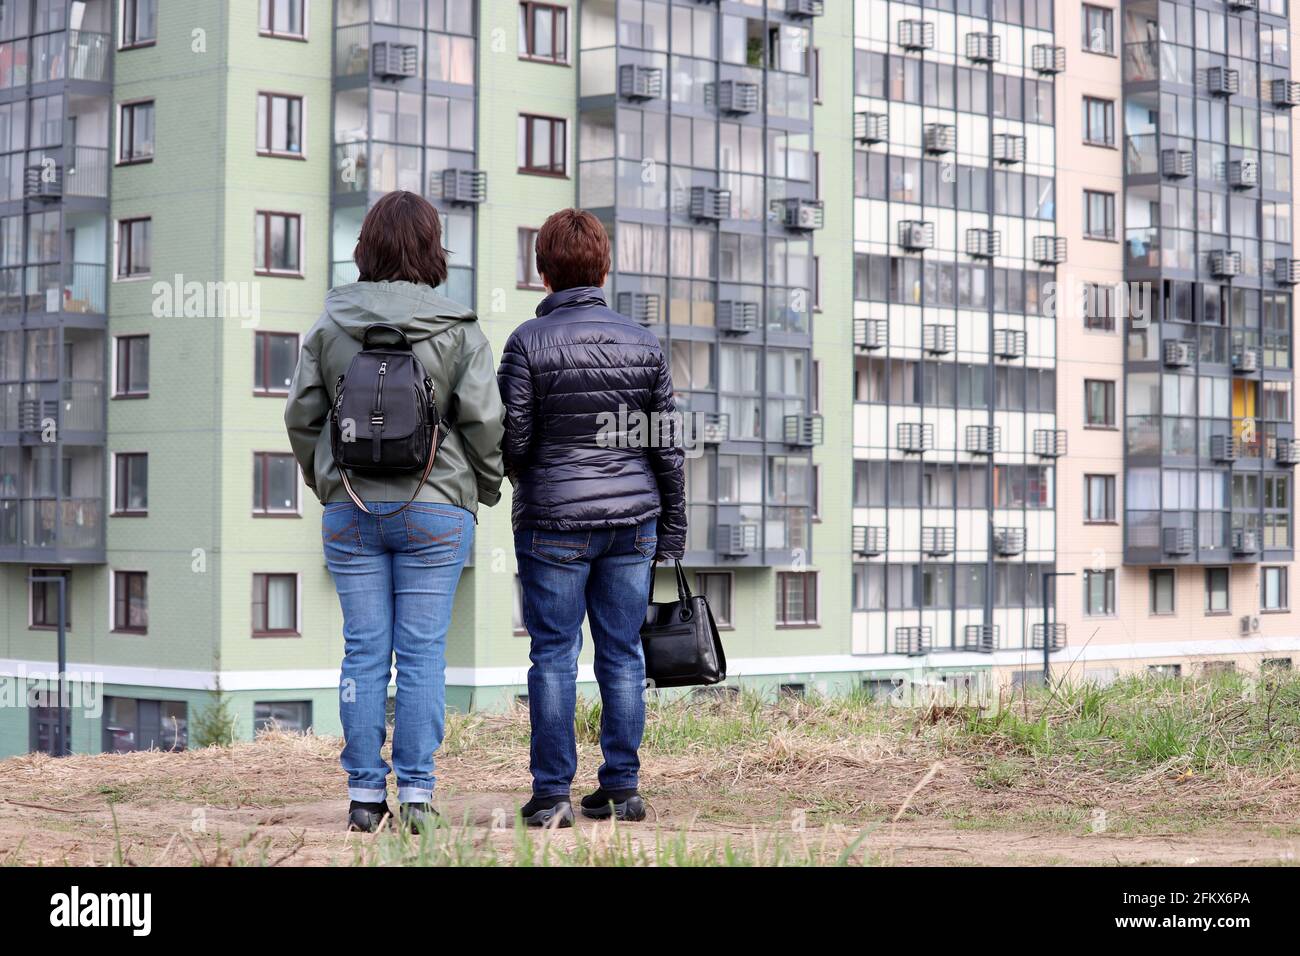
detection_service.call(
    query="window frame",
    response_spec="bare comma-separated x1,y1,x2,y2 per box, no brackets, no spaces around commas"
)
1082,568,1116,617
518,113,568,177
259,0,308,40
253,331,300,396
256,91,306,159
119,0,158,50
112,451,149,516
29,568,71,630
1083,473,1116,523
252,572,301,637
776,570,819,627
1081,4,1115,56
1082,96,1115,147
117,99,155,165
1084,378,1116,427
252,451,301,517
1262,565,1289,611
696,571,734,629
1149,568,1176,616
1083,189,1116,240
112,569,149,634
113,334,149,398
517,227,544,289
254,210,304,277
1205,566,1231,614
115,217,153,280
518,1,568,65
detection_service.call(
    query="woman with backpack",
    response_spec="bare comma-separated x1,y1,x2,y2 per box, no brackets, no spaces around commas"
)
284,191,505,833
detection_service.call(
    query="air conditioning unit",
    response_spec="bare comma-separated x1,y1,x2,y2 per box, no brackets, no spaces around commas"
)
853,526,887,557
897,19,935,51
1228,0,1258,10
899,220,935,251
718,300,760,334
992,133,1025,164
17,398,58,433
23,164,62,200
1031,623,1067,652
1275,258,1300,285
438,168,487,204
1271,79,1300,108
371,41,418,78
993,329,1026,359
965,228,1000,259
1164,340,1194,367
854,112,888,145
1032,429,1067,458
921,526,955,556
965,32,1000,63
694,411,730,444
1032,236,1067,264
923,324,955,355
716,80,759,114
965,424,1000,454
855,317,887,350
1207,66,1239,97
993,527,1025,556
897,422,934,453
619,64,663,100
1163,527,1195,555
962,625,997,654
1211,434,1239,462
785,0,824,17
689,185,731,221
777,197,824,231
1227,159,1258,189
783,414,824,447
895,626,931,657
1209,249,1242,278
923,123,956,155
1232,529,1260,554
1031,44,1065,74
1275,437,1300,466
615,292,660,326
1239,614,1261,636
1161,148,1192,178
718,523,759,558
1232,348,1259,373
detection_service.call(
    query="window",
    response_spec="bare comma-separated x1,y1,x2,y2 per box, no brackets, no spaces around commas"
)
1083,190,1115,240
1082,97,1114,147
257,93,304,157
1082,5,1114,55
113,571,148,633
1205,567,1230,613
697,572,733,627
776,571,818,626
120,0,158,49
519,2,567,64
1147,664,1181,678
1150,569,1175,615
254,701,312,733
1084,474,1115,522
30,569,71,629
1083,569,1115,616
254,211,302,276
114,335,149,397
1084,379,1115,426
517,227,543,288
103,697,187,753
113,453,148,515
116,218,152,279
28,691,71,755
260,0,306,39
254,452,299,515
1263,566,1289,611
254,331,298,395
118,100,155,163
518,114,566,176
253,573,298,635
1082,282,1116,331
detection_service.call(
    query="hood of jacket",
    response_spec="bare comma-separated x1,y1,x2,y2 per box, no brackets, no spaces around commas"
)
324,281,478,342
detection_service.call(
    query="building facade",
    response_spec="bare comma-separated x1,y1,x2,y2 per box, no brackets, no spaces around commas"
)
0,0,1294,757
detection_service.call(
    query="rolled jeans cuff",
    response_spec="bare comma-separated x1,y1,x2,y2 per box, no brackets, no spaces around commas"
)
348,785,388,802
397,785,434,804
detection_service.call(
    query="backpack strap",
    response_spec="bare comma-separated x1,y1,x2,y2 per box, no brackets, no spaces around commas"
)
336,430,440,518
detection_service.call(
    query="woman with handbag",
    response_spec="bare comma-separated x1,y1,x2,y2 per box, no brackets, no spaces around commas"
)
499,209,687,827
284,191,505,833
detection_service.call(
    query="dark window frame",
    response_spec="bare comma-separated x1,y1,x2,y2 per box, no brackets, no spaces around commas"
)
116,217,152,279
253,331,299,396
254,210,303,277
1262,565,1289,611
776,571,819,627
1081,4,1115,56
260,0,307,40
113,452,148,516
256,91,305,158
1083,568,1116,617
1083,473,1116,523
517,227,544,289
114,334,149,397
519,1,568,64
253,451,300,516
696,571,734,628
29,568,71,630
1084,378,1116,427
1082,95,1115,147
1205,566,1231,614
117,99,155,165
1083,189,1116,240
113,570,148,634
252,572,300,637
1149,568,1176,615
518,113,567,177
119,0,158,50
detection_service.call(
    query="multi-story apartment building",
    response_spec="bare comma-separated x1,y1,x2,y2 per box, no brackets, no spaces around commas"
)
0,0,1294,757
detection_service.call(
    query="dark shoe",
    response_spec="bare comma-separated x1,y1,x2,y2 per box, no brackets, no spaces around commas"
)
400,802,439,834
519,794,574,828
347,800,392,832
580,788,646,821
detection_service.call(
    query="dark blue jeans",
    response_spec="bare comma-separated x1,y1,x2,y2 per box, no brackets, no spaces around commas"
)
515,520,656,798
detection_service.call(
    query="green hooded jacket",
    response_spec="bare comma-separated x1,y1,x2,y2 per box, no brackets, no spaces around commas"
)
284,281,505,514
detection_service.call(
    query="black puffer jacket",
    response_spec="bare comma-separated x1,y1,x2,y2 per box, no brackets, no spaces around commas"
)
498,286,686,560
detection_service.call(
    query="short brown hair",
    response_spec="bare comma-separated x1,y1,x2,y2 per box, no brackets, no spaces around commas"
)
353,190,448,288
534,208,610,291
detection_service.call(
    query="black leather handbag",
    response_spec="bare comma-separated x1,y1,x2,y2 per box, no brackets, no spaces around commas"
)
641,561,727,689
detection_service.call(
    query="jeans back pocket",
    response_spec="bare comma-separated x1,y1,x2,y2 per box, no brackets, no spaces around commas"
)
530,530,591,563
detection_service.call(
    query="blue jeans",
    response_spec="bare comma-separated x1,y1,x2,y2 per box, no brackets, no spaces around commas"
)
323,501,473,804
515,520,656,798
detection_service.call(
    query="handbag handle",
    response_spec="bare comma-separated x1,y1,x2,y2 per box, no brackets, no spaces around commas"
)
673,560,692,603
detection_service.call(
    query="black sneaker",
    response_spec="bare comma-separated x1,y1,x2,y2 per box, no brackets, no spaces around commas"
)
519,794,574,828
580,788,646,821
400,802,440,834
347,800,392,832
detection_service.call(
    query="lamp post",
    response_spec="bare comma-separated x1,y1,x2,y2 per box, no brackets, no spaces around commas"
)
29,573,68,756
1040,571,1074,685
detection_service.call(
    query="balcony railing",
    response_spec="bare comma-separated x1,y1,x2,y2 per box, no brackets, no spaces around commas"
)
68,30,111,82
0,498,103,552
65,147,108,198
60,380,105,432
2,262,107,315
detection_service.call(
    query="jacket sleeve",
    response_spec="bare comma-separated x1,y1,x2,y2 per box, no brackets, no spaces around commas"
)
451,336,506,507
496,332,534,480
647,347,687,560
283,329,327,501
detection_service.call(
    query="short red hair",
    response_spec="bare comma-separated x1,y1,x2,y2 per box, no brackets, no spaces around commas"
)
534,208,610,291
